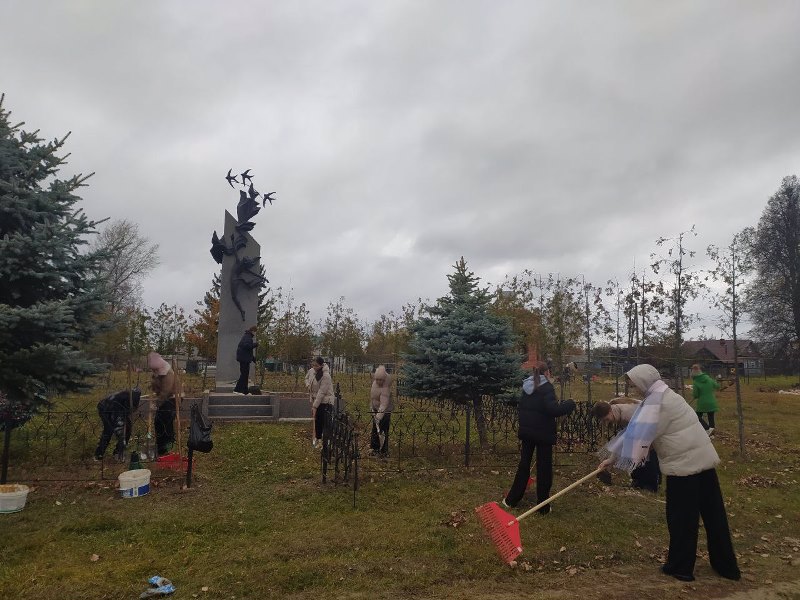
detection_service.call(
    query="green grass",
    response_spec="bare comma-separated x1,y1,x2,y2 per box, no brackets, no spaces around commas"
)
1,378,799,599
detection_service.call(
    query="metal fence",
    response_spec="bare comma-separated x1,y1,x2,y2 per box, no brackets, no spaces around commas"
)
333,394,619,474
1,407,192,482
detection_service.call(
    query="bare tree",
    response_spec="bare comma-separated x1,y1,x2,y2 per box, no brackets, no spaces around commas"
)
745,175,800,377
651,226,705,392
94,219,159,313
707,231,753,457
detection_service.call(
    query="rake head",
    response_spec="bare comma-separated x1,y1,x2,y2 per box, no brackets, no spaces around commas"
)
475,501,522,565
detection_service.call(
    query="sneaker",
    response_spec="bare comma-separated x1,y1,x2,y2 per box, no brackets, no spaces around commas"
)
707,427,715,437
500,498,513,509
93,455,102,462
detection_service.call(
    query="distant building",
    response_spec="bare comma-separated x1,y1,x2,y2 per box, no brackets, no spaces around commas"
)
681,339,763,377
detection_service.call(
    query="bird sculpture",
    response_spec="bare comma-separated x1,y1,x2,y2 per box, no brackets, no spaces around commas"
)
240,169,253,185
262,191,277,206
225,169,238,188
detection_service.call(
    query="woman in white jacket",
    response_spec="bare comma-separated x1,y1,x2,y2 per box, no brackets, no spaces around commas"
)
599,364,740,582
310,357,335,449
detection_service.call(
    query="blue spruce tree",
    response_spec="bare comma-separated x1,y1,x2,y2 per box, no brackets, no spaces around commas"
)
402,257,521,445
0,95,110,481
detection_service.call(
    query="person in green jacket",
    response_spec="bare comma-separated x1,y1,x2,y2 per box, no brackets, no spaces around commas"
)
691,364,720,435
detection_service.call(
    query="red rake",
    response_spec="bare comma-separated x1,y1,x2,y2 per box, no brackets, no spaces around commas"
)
475,468,603,564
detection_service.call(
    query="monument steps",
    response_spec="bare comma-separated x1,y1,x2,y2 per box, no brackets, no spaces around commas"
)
209,395,273,407
207,393,275,420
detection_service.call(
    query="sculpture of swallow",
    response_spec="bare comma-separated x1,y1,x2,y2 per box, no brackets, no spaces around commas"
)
240,169,253,185
226,169,238,188
262,191,277,206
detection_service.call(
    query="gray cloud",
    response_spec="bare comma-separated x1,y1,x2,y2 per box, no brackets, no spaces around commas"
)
3,0,800,336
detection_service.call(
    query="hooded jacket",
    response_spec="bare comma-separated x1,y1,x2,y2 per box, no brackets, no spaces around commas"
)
370,366,393,420
692,372,720,412
625,364,718,476
312,364,335,409
148,352,177,404
517,375,576,444
236,331,258,363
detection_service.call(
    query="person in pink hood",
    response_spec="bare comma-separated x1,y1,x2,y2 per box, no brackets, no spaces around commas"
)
148,352,178,456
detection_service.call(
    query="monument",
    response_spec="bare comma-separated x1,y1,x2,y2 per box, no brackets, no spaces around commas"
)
209,170,271,392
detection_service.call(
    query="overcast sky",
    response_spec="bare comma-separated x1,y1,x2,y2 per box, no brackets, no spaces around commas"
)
3,1,800,338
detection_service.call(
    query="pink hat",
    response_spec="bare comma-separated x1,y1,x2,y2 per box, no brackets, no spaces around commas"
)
148,352,171,376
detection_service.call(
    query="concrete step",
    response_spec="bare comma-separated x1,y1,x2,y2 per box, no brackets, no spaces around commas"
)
208,404,273,418
207,415,275,423
208,394,273,407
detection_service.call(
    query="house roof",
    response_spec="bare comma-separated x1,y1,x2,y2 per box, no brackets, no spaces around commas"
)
681,339,760,362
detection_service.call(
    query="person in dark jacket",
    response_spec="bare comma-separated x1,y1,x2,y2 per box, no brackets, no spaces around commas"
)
94,388,142,461
234,325,258,394
504,361,576,512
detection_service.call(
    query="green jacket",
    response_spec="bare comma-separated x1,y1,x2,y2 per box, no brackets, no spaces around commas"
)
692,373,720,412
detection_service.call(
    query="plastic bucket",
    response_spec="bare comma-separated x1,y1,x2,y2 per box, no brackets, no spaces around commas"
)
0,484,30,513
118,469,151,498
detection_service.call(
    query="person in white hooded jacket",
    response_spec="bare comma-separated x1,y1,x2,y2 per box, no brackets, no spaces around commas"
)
599,364,740,582
369,365,393,456
310,357,335,449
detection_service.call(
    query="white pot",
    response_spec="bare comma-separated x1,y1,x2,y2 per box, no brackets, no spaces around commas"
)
0,484,30,513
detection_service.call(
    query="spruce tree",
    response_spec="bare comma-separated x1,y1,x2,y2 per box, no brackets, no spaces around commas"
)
402,257,521,445
0,94,110,446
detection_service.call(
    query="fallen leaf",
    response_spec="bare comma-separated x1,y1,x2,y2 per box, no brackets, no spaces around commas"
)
634,540,642,548
201,586,209,592
90,554,100,562
559,546,566,553
55,501,62,506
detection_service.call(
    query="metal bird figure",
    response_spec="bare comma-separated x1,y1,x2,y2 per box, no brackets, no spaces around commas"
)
226,169,239,188
240,169,253,185
262,191,277,206
248,183,260,201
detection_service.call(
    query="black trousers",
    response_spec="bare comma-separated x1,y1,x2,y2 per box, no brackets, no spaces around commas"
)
696,411,716,430
314,403,331,440
234,361,250,393
155,398,176,455
95,410,131,458
505,439,553,510
631,449,661,491
664,469,740,580
370,413,391,455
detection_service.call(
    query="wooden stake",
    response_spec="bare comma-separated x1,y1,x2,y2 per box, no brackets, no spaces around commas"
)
173,357,183,461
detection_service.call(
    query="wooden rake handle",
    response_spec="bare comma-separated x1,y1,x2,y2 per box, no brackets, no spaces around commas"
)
515,467,604,524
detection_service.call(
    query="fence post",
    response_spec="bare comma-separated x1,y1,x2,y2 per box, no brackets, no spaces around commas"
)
1,421,11,484
353,431,359,508
464,403,471,468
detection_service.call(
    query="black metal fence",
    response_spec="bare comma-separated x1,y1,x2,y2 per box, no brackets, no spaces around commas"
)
330,392,619,474
1,408,189,482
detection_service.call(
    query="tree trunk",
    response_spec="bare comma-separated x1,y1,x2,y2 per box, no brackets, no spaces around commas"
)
472,395,488,447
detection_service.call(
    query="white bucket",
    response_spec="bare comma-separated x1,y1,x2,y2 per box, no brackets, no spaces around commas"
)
118,469,151,498
0,484,30,513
